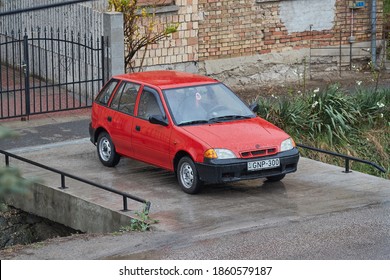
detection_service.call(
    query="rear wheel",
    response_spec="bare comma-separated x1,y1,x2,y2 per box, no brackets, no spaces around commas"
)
266,174,285,182
97,132,120,167
177,157,202,194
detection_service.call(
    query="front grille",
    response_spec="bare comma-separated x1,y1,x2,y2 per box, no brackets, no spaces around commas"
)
240,147,277,159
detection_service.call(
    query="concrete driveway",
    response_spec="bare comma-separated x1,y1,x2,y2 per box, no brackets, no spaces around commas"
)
1,116,389,259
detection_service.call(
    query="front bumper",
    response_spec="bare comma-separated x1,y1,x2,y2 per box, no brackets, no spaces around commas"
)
195,148,299,183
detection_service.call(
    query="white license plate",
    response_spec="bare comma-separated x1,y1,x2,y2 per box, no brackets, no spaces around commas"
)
247,158,280,171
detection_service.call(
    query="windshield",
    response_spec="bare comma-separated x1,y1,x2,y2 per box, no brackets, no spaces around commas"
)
163,83,255,126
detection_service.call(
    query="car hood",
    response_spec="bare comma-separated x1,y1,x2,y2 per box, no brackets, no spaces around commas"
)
180,117,290,153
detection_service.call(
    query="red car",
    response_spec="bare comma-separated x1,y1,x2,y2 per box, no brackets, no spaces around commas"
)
89,71,299,194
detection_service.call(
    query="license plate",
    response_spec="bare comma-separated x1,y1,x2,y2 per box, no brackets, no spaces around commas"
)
247,158,280,171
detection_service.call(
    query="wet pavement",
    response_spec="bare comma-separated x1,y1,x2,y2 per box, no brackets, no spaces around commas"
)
0,115,390,259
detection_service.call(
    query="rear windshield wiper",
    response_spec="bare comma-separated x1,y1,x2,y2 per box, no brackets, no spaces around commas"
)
209,115,252,122
178,120,210,126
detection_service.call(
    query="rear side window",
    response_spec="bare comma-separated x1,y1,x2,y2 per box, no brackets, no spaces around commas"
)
95,79,119,106
110,82,140,115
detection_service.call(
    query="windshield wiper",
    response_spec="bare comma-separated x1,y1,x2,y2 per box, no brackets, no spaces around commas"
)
209,115,252,122
178,120,210,126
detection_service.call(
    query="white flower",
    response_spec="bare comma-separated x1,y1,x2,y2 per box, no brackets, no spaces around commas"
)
356,81,362,86
377,102,385,108
313,88,320,93
380,113,384,118
311,101,319,108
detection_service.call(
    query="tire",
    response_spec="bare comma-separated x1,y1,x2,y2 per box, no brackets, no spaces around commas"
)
97,132,120,167
177,157,202,194
266,174,285,182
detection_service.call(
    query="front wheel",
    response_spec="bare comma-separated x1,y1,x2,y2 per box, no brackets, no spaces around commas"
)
266,174,285,182
97,132,120,167
177,157,202,194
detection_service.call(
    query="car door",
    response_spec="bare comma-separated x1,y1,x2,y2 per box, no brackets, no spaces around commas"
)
132,86,172,170
107,81,140,157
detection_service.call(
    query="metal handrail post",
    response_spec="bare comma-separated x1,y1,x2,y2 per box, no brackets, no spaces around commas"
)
123,196,128,212
344,158,351,173
60,174,67,189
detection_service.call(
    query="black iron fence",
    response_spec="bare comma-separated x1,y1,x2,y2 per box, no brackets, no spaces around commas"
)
0,28,109,119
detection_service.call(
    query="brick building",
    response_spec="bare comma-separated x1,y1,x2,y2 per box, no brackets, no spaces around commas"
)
135,0,384,87
0,0,385,88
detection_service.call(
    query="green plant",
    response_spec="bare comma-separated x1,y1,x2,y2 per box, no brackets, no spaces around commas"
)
119,205,158,232
108,0,179,72
355,87,389,126
257,95,310,138
308,84,359,145
385,0,390,14
255,85,389,179
0,127,32,211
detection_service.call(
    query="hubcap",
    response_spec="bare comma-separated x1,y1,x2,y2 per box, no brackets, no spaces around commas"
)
99,137,111,161
180,162,194,189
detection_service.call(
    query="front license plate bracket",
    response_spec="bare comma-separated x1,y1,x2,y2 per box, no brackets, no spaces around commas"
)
247,158,280,171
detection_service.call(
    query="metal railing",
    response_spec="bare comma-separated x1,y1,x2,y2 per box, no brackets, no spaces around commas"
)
0,149,151,212
297,143,386,174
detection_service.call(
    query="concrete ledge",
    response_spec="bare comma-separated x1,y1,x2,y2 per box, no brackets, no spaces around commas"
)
5,182,132,233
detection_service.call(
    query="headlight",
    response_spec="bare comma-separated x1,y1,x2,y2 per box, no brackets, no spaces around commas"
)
204,148,237,159
281,138,295,152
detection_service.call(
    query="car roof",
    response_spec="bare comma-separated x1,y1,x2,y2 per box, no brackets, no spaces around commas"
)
113,70,219,89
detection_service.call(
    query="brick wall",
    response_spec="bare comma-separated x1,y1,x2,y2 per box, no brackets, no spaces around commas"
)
198,0,280,59
197,0,383,61
125,0,384,73
133,0,200,69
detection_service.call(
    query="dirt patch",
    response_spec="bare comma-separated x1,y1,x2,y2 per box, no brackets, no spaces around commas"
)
0,206,81,249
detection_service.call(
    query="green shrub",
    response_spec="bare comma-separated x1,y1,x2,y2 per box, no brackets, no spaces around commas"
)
255,85,389,178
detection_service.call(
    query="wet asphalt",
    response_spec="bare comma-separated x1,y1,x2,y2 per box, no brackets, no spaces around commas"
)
0,116,90,150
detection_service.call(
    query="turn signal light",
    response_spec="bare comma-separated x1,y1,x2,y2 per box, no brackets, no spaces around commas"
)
204,149,218,159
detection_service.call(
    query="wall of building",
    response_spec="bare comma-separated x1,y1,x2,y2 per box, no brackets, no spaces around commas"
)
199,0,382,87
132,0,200,72
0,0,105,38
0,0,383,88
137,0,382,88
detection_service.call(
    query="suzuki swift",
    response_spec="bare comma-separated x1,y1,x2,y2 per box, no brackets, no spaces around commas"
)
89,71,299,194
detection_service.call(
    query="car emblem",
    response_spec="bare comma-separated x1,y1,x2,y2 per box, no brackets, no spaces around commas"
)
255,144,261,149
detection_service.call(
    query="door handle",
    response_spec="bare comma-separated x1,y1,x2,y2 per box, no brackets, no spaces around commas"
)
107,116,112,122
135,125,141,131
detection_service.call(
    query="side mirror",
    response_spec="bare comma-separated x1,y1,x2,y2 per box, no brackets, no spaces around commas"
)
249,102,259,112
149,115,169,127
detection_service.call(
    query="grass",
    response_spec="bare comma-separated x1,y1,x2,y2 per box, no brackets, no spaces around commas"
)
255,85,390,179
